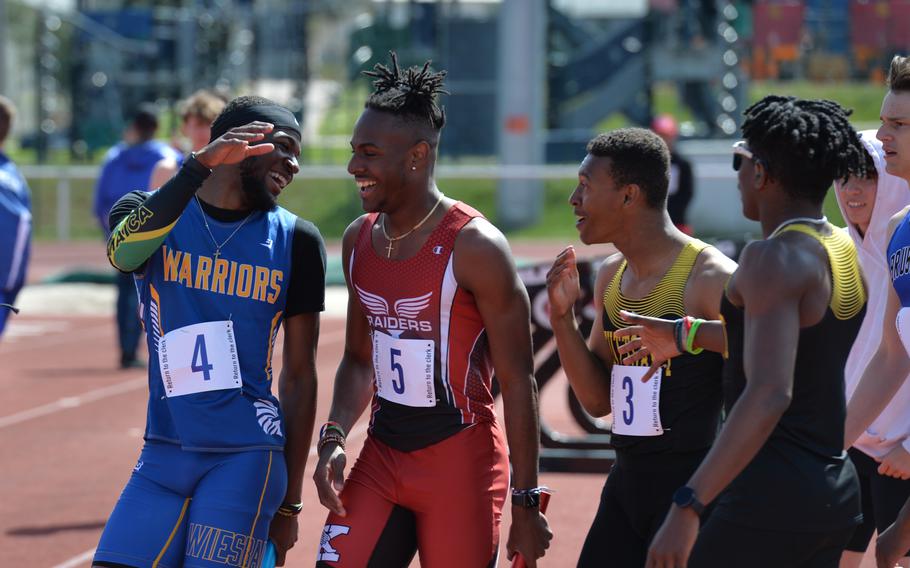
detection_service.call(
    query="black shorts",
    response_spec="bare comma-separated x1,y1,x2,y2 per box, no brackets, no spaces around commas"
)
689,515,854,568
845,446,910,554
576,449,707,568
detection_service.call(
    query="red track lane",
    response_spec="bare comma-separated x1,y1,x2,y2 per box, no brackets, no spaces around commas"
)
5,241,876,567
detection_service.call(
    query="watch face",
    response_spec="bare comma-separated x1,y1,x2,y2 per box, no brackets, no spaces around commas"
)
673,486,695,507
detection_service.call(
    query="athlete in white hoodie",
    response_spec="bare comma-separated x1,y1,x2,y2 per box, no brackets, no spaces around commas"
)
835,130,910,568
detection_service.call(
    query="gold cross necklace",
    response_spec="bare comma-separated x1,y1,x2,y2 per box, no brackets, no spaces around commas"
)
196,195,253,261
380,195,444,258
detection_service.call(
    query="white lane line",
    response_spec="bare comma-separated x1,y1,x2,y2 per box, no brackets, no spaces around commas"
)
37,324,351,567
50,547,95,568
49,414,370,568
0,378,146,429
2,330,347,430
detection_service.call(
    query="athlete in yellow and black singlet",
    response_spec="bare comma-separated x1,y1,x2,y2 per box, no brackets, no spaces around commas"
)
642,96,869,568
546,128,736,568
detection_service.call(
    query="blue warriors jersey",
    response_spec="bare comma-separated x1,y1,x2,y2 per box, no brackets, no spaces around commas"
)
889,212,910,307
136,198,296,451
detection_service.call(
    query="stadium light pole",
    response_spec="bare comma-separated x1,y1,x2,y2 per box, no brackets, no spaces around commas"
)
496,0,547,230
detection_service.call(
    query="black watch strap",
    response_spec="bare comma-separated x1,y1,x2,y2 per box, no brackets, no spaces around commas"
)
511,487,542,508
672,486,705,516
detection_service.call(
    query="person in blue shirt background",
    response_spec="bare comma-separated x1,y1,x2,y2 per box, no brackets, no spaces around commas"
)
93,103,180,368
0,95,31,340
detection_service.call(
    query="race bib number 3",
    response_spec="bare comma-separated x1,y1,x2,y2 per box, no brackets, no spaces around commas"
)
610,365,663,436
158,321,241,397
373,331,436,407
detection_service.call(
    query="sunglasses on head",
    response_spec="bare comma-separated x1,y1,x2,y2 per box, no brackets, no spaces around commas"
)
732,140,759,172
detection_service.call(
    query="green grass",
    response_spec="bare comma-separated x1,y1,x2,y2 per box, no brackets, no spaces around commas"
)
26,77,870,241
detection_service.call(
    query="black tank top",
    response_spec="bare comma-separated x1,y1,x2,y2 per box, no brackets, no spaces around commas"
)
715,222,865,531
602,240,724,457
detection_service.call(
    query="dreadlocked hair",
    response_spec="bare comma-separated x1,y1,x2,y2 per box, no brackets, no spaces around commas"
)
741,95,867,204
363,51,448,131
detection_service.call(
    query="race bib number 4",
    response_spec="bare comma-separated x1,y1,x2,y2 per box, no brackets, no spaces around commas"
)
158,321,241,397
610,365,663,436
372,331,436,407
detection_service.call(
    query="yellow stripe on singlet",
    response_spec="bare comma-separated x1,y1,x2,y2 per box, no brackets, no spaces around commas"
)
152,497,191,568
602,239,710,330
774,224,866,320
264,311,283,381
241,450,273,568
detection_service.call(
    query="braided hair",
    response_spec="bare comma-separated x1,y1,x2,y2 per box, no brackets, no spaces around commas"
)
363,51,448,134
742,95,867,204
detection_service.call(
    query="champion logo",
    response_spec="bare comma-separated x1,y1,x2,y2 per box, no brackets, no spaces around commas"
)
254,399,283,437
260,238,273,250
432,245,444,255
133,460,144,472
317,524,350,562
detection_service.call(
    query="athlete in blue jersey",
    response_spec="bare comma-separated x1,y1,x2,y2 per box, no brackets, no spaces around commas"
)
0,96,30,338
93,96,326,568
94,104,182,369
845,55,910,568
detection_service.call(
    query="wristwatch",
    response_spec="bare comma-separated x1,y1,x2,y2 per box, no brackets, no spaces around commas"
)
511,487,542,508
672,486,705,516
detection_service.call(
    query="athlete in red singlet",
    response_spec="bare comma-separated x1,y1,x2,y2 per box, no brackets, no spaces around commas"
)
312,53,552,567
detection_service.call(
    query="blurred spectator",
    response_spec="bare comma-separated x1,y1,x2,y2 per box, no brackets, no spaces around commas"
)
93,103,179,368
0,96,30,339
652,114,695,235
148,89,227,190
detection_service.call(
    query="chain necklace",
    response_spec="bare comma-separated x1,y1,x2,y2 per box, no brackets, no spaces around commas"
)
195,195,253,261
769,215,828,239
380,195,444,258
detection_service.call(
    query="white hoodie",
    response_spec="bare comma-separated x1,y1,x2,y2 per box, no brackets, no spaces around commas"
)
837,130,910,458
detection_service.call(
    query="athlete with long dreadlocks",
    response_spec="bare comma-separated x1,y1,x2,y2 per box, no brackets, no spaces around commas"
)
312,52,552,567
616,96,868,567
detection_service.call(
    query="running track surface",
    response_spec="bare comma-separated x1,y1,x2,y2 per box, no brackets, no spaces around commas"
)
0,242,880,567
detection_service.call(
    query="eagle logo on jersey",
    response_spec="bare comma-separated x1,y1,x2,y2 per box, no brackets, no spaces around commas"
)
254,399,282,437
317,524,351,562
355,285,433,332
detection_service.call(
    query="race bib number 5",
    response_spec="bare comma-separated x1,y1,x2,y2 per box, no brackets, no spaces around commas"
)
158,321,241,397
610,365,663,436
372,331,436,407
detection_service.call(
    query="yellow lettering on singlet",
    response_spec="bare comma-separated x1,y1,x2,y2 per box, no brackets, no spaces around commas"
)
195,255,212,291
162,246,182,282
236,264,253,298
252,266,270,302
267,270,284,304
227,261,238,296
211,259,229,294
178,252,194,288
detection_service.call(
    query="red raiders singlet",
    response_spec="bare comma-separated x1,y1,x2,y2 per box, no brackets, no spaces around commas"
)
351,202,496,451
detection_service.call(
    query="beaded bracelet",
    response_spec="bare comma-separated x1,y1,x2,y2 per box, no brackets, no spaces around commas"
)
319,421,346,440
317,432,345,455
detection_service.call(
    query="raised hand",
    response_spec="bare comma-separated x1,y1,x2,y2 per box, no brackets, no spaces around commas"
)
546,246,581,323
194,121,276,168
614,310,680,382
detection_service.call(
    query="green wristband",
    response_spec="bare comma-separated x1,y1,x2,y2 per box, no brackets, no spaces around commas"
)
686,318,705,355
